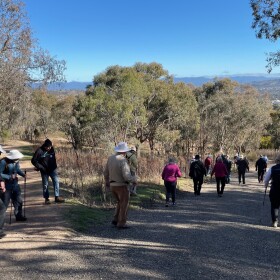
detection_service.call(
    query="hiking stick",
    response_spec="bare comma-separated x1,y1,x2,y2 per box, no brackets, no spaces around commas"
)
23,170,26,218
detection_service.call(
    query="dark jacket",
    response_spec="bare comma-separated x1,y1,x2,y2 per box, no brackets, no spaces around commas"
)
31,145,57,174
236,159,249,172
189,160,206,178
269,164,280,197
255,157,267,171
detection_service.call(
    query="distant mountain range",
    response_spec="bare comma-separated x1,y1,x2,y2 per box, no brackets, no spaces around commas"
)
37,75,280,98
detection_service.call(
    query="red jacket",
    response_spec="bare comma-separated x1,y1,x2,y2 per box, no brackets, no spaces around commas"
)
211,162,228,178
162,163,182,182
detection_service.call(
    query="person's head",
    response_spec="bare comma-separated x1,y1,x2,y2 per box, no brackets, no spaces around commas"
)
6,149,24,162
130,146,137,152
43,139,52,151
168,157,177,164
216,156,223,162
114,142,130,154
275,154,280,164
195,154,200,160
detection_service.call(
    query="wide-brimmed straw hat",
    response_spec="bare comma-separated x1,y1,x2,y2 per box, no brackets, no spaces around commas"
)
0,145,6,154
114,142,130,153
6,149,24,160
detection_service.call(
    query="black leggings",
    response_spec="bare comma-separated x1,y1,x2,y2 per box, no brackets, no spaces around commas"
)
164,181,177,203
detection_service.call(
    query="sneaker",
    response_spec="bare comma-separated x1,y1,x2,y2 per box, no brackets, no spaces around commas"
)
0,232,6,239
16,215,27,222
45,198,51,205
272,221,278,228
117,225,130,230
55,196,65,203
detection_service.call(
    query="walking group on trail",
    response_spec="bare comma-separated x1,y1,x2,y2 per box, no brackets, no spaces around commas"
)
1,139,280,238
0,139,64,239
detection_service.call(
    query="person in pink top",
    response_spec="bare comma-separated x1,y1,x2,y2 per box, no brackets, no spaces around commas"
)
211,157,228,197
161,157,182,207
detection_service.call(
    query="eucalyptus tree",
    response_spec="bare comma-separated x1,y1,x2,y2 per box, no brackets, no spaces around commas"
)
0,0,66,139
251,0,280,72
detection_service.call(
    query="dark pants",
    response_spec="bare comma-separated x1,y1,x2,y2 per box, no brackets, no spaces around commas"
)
269,195,280,223
164,181,177,203
0,195,6,233
3,186,23,218
257,169,265,182
216,177,226,194
193,176,203,195
238,170,246,184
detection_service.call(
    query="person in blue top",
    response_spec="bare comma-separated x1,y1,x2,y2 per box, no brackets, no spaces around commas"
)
31,139,65,204
0,149,27,222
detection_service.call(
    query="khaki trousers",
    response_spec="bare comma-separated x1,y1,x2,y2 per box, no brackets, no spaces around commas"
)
111,185,130,227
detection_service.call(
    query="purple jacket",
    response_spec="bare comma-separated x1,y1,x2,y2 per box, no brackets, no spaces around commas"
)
162,163,182,182
211,162,228,178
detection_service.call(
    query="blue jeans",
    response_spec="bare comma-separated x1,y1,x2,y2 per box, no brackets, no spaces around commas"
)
40,170,60,199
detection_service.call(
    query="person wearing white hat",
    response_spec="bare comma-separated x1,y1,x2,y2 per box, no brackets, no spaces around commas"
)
0,149,27,222
104,142,137,229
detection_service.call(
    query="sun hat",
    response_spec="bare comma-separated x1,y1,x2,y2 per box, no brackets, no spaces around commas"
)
130,146,137,152
0,145,6,154
114,142,130,153
6,149,24,160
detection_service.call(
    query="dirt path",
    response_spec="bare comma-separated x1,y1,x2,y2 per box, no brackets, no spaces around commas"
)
0,154,279,280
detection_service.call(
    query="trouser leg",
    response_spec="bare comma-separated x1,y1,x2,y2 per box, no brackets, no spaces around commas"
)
40,171,49,199
0,197,6,232
50,170,60,197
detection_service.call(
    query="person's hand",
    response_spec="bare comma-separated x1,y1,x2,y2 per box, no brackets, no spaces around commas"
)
0,181,5,193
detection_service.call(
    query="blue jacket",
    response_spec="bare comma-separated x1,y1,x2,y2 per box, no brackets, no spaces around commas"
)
0,158,25,190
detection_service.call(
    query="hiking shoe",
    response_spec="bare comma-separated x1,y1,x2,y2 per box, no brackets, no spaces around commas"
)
55,196,65,203
117,225,130,230
172,202,176,206
111,221,117,226
16,215,27,222
45,198,51,205
0,232,6,239
272,221,278,228
165,203,169,207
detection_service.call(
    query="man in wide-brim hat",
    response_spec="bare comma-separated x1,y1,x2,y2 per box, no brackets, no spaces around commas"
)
104,142,137,229
0,149,27,222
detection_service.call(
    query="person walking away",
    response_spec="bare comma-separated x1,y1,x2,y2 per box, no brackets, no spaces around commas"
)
264,154,280,228
255,155,267,183
104,142,137,229
211,157,228,197
236,155,249,184
0,150,27,221
189,155,206,195
161,157,182,207
221,154,232,183
31,139,65,204
126,145,138,195
204,155,212,175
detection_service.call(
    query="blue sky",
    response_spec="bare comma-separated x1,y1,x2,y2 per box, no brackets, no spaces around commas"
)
24,0,279,82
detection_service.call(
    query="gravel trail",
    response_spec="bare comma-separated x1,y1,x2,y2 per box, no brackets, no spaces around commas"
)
0,161,279,280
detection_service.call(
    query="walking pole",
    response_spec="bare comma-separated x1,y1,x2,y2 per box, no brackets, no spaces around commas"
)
9,198,12,224
23,169,26,218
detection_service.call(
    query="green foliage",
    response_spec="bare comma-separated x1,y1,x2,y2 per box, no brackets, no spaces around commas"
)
260,135,273,149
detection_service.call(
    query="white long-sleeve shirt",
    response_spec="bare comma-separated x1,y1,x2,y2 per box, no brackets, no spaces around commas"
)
264,167,272,188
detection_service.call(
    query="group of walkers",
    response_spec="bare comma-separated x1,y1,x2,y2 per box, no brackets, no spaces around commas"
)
0,139,65,239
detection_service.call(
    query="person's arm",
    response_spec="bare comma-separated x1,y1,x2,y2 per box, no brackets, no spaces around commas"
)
31,149,45,171
264,167,272,188
121,160,136,184
176,166,182,178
